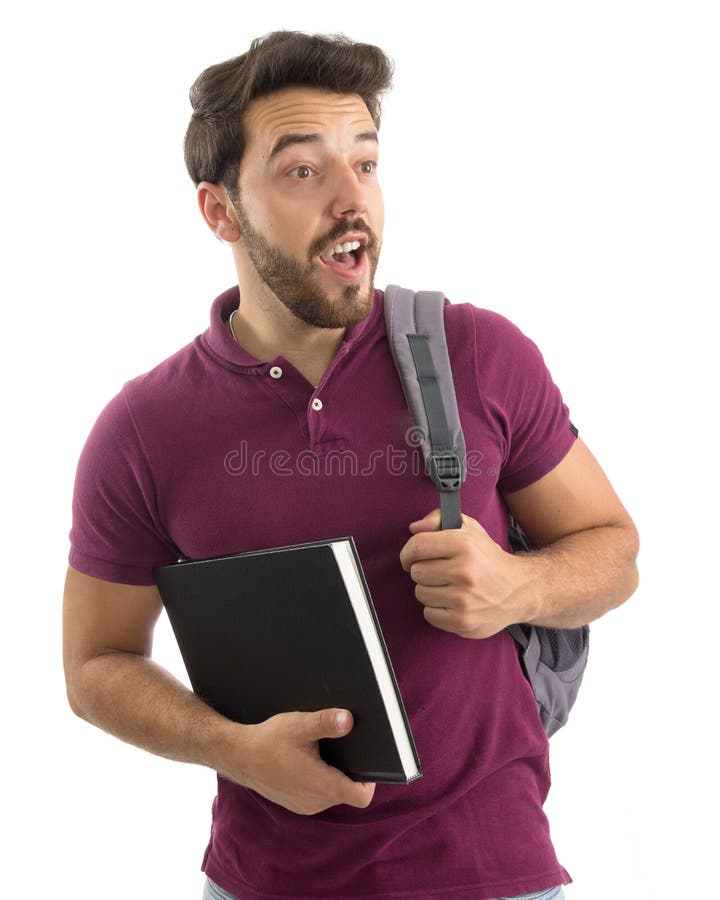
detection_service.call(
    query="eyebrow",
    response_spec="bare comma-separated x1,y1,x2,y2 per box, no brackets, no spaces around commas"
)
269,130,378,160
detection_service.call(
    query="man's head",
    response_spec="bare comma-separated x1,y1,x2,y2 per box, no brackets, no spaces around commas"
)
185,32,394,330
185,31,393,193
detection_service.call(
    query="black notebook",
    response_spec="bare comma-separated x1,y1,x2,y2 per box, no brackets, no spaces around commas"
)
153,537,421,784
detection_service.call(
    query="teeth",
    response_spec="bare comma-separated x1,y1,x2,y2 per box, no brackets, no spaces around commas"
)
332,240,361,255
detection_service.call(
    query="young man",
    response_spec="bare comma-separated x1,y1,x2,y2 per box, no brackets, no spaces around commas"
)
63,31,638,900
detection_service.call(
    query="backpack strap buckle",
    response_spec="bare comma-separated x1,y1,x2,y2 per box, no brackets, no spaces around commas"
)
429,452,461,491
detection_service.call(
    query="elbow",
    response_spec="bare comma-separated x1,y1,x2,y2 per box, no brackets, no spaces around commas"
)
65,675,88,720
66,693,86,720
623,558,640,605
63,659,93,721
616,519,640,608
627,519,640,594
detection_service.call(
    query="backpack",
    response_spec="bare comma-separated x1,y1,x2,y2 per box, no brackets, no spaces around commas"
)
383,284,589,737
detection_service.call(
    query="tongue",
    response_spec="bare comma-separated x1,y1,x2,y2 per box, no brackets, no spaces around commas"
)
323,251,355,271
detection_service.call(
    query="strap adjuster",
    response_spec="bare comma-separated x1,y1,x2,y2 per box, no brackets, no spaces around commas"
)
429,452,461,491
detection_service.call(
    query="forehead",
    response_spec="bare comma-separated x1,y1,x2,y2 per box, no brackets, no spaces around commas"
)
242,87,376,156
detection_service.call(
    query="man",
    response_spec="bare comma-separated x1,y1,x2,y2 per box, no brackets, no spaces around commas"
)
63,31,638,900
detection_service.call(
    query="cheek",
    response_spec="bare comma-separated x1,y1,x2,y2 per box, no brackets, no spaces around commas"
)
237,174,299,234
370,188,385,235
247,195,312,249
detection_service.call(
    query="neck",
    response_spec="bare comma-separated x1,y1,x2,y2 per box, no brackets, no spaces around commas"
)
228,281,348,389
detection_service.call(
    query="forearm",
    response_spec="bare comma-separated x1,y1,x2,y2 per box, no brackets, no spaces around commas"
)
517,523,639,629
67,651,242,774
67,651,376,815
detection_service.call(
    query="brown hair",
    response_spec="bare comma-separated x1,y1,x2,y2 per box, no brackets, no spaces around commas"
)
184,31,394,190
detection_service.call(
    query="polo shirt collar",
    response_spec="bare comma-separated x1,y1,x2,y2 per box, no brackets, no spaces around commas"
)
202,285,383,372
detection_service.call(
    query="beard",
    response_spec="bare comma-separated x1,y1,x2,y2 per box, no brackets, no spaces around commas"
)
229,193,381,329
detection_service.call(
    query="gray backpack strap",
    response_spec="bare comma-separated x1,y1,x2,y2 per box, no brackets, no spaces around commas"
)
384,284,589,737
384,285,466,529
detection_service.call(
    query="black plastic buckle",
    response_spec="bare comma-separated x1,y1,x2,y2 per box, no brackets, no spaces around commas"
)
429,452,461,491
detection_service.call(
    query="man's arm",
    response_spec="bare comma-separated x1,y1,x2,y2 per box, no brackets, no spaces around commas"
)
399,439,639,638
502,437,639,628
63,567,375,814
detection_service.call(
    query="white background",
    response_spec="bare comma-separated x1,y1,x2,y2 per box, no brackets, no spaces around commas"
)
1,1,718,897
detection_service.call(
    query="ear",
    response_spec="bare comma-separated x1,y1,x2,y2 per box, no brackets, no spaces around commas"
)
197,182,240,242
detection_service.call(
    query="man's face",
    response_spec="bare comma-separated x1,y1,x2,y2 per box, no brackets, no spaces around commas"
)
229,86,384,329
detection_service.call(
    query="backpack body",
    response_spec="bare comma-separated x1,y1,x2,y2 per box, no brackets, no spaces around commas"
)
383,284,589,737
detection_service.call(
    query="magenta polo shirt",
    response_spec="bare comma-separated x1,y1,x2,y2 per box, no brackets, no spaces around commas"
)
69,286,575,899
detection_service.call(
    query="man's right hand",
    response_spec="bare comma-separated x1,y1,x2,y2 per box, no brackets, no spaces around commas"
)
217,708,376,816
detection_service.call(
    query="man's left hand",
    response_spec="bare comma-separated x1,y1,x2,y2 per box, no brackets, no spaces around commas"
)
399,509,534,639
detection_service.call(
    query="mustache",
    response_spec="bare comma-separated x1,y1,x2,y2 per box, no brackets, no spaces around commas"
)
308,218,379,258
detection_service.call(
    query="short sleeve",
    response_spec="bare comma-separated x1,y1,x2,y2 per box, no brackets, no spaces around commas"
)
470,308,576,494
68,390,180,585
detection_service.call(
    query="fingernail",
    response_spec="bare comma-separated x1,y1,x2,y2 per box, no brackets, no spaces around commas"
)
335,711,350,731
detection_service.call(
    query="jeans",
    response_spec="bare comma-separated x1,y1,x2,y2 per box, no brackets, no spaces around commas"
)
203,877,566,900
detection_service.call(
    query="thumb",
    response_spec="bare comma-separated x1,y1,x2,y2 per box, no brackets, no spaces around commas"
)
301,708,354,741
408,508,443,533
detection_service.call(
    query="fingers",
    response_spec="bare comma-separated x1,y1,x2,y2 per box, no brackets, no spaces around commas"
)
295,709,376,808
296,707,354,742
290,710,377,812
421,604,484,638
413,582,455,609
239,710,377,816
344,779,376,808
407,508,443,533
400,512,493,573
407,510,476,534
407,558,454,588
323,765,376,809
400,530,452,572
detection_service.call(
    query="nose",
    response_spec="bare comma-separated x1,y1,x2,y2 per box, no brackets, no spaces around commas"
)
328,162,370,220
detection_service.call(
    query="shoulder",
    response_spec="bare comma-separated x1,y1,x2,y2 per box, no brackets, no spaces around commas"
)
442,298,544,375
444,298,534,344
120,338,206,423
124,338,203,396
80,338,204,463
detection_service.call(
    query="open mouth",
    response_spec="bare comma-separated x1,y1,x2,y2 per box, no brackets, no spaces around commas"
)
318,236,367,277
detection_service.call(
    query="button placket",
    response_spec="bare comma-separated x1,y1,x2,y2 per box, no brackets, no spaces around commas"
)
259,361,315,446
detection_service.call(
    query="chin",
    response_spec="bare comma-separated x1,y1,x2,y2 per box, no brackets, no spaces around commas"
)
289,283,374,330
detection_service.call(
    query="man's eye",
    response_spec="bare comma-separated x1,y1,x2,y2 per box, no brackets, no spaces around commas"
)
360,161,377,175
290,165,312,179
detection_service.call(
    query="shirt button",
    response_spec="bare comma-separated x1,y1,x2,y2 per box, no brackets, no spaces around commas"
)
311,398,323,411
269,366,283,379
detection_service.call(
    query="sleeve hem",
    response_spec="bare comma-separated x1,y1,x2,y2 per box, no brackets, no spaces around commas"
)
68,549,160,586
498,431,577,495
